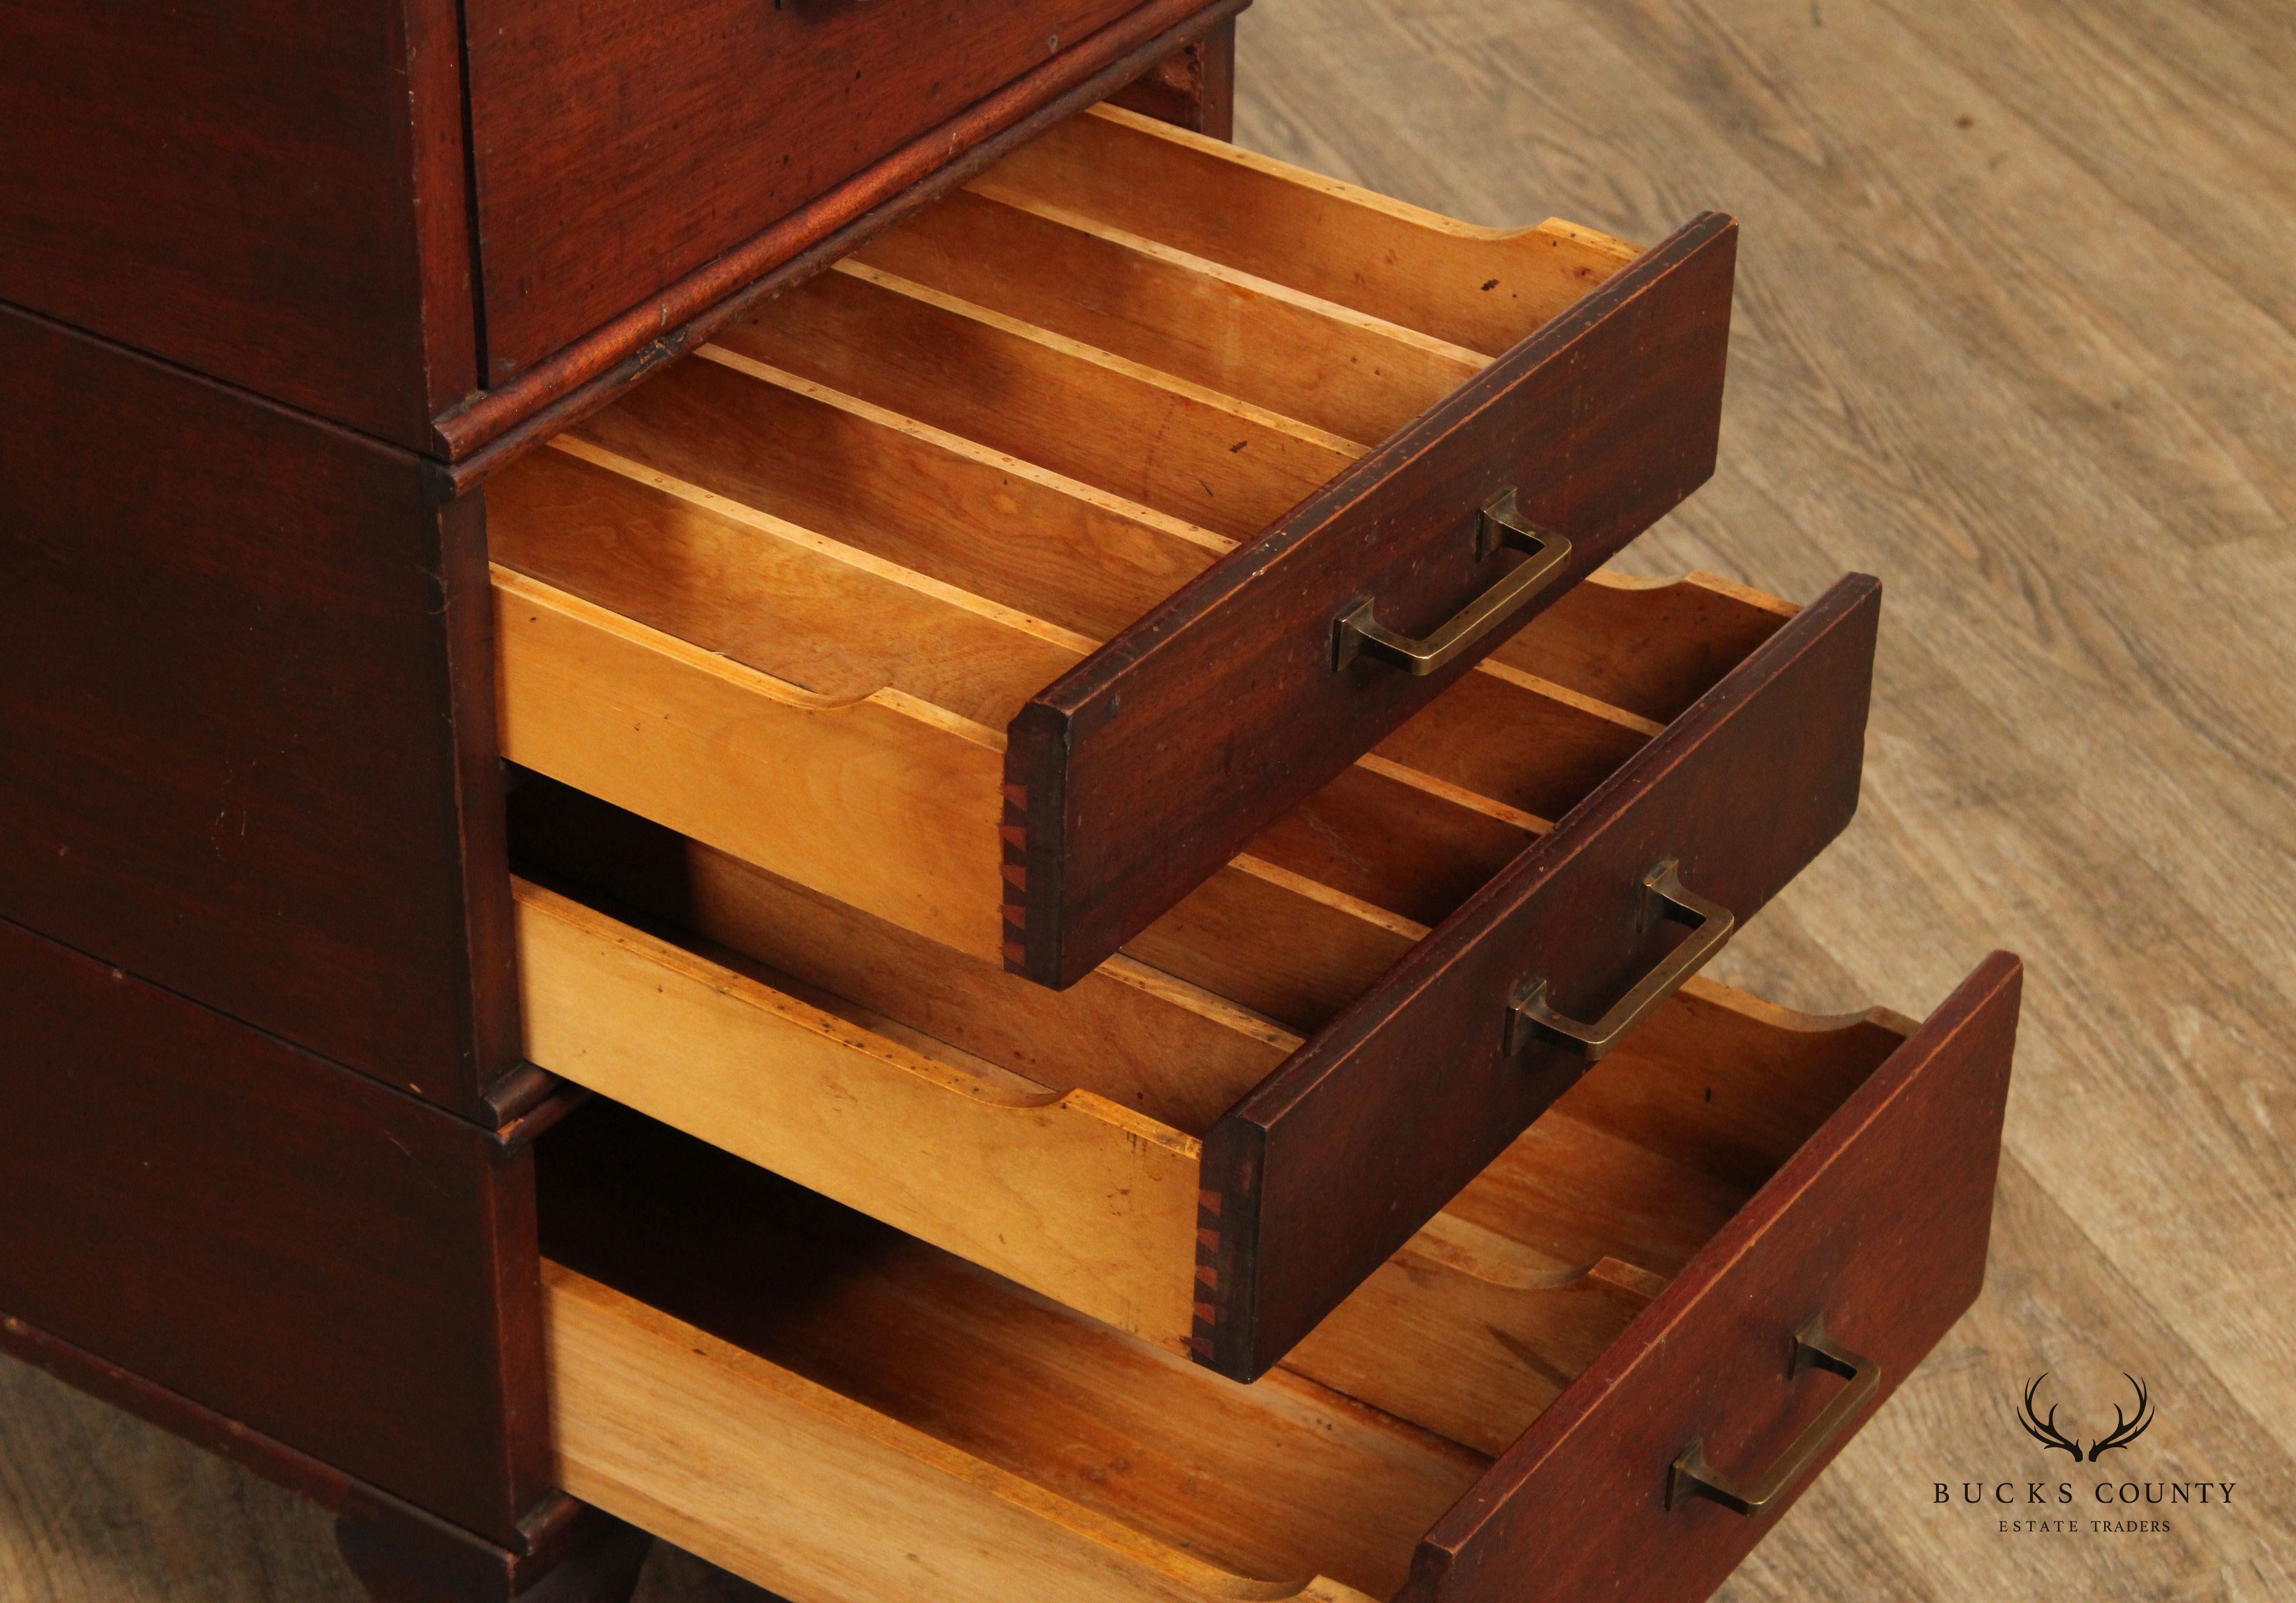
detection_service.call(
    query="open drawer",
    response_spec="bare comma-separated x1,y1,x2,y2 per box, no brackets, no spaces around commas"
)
509,559,1877,1380
489,104,1738,990
537,951,2021,1603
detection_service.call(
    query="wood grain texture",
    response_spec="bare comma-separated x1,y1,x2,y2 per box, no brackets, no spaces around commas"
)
567,350,1229,644
1007,211,1737,987
847,188,1480,444
465,0,1142,382
0,306,517,1117
0,0,473,448
491,564,1013,963
503,776,1296,1136
981,106,1644,357
0,914,548,1547
1404,955,2021,1603
721,262,1359,541
448,0,1248,452
1197,575,1878,1379
512,879,1207,1345
527,963,1999,1603
0,1357,774,1603
533,1104,1465,1603
0,1313,649,1603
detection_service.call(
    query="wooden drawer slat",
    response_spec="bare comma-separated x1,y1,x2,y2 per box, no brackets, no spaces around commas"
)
850,186,1484,445
722,261,1359,541
492,390,1705,1038
975,106,1642,357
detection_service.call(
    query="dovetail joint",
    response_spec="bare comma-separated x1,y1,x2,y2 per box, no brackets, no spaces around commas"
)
1191,1188,1227,1350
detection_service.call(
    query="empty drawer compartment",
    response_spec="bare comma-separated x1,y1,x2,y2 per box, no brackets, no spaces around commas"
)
490,104,1739,989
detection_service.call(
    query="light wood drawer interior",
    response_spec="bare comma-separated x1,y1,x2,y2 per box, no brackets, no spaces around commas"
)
536,978,1921,1603
508,564,1799,1346
487,103,1682,978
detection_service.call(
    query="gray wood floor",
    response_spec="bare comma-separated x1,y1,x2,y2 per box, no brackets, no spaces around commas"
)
6,1,2292,1598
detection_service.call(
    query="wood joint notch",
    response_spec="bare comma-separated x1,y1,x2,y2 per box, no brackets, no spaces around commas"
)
1188,1186,1229,1362
1000,783,1034,974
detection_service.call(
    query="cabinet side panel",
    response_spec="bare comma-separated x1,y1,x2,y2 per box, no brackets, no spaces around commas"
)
0,915,548,1546
0,0,472,446
0,306,510,1114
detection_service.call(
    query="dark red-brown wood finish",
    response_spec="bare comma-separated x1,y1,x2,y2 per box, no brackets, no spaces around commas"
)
1003,213,1740,991
0,0,475,450
0,913,553,1546
337,1503,652,1603
1403,954,2023,1603
1109,18,1238,136
0,1311,643,1603
436,0,1250,472
459,0,1246,392
0,304,520,1118
1193,573,1880,1380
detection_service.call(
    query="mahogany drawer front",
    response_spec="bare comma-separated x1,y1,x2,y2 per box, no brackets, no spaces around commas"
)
465,0,1209,385
533,954,2021,1603
489,105,1738,993
509,558,1871,1380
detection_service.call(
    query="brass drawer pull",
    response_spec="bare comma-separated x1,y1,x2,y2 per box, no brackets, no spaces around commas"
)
1332,489,1572,674
1506,859,1734,1060
1667,1315,1881,1517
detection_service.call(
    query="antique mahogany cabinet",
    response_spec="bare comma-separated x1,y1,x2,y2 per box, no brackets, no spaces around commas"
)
0,4,2021,1601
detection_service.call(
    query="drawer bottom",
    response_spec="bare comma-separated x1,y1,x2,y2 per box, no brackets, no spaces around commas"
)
536,957,2018,1603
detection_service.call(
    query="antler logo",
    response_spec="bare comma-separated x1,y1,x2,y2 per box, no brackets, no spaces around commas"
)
2017,1373,2154,1462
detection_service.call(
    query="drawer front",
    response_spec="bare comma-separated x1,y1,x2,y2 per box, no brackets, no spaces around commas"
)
1006,211,1739,988
463,0,1220,384
1196,575,1878,1380
1408,955,2023,1603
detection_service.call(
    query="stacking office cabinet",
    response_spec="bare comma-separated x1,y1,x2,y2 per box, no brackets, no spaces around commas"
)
0,6,2018,1600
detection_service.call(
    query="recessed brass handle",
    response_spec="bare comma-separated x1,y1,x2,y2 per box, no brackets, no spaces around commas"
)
1667,1315,1881,1517
1506,859,1734,1061
1332,489,1572,675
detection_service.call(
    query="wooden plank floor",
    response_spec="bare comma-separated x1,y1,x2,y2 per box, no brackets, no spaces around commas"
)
5,2,2292,1598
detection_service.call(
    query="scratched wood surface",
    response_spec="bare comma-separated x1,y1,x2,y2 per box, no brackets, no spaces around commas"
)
4,1,2293,1598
